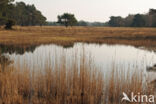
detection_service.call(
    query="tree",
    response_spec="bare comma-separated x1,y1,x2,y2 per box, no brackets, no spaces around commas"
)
0,0,16,29
131,14,145,27
149,9,156,15
0,17,7,25
107,9,156,27
57,13,77,27
78,20,87,26
0,0,14,18
108,16,125,27
124,15,134,27
148,9,156,27
0,1,47,27
0,0,14,11
12,2,46,26
0,0,14,27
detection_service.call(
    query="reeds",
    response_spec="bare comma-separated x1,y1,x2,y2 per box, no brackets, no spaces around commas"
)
0,26,156,47
0,51,154,104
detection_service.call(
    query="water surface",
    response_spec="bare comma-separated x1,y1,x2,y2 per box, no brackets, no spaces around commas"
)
2,43,156,80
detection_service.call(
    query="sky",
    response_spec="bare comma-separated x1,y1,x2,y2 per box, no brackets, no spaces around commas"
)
15,0,156,22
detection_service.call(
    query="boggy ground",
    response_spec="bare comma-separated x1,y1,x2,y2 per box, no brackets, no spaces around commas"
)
0,26,155,104
0,26,156,48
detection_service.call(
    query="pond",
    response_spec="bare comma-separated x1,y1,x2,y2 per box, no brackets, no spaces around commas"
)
1,43,156,81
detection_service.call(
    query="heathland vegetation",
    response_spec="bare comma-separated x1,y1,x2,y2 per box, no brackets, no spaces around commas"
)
0,1,156,104
0,26,156,48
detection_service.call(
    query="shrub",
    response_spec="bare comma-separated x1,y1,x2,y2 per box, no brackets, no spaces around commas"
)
5,19,15,30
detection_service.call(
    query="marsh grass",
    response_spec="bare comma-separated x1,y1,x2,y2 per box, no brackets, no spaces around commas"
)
0,26,156,47
0,51,154,104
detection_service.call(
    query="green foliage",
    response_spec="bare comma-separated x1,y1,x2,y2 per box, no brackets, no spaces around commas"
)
0,0,15,28
108,16,124,27
47,20,107,27
5,19,15,29
108,9,156,27
124,15,134,27
149,9,156,15
0,0,14,17
131,14,145,27
12,2,47,26
0,1,46,28
78,20,88,26
0,16,7,25
0,0,14,8
150,12,156,27
57,13,77,27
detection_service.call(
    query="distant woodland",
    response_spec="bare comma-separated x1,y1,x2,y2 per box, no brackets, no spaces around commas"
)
47,9,156,27
108,9,156,27
0,0,156,28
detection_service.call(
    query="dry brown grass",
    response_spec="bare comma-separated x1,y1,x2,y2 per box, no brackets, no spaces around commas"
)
0,51,154,104
0,51,105,104
0,26,156,48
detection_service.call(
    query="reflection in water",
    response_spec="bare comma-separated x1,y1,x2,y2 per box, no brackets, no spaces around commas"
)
147,64,156,72
4,43,156,74
1,43,156,103
0,43,75,72
140,47,156,53
0,43,75,55
0,44,38,72
0,55,13,72
0,43,156,78
0,44,37,72
0,44,37,55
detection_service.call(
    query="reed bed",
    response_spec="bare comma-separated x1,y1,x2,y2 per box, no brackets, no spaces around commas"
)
0,51,154,104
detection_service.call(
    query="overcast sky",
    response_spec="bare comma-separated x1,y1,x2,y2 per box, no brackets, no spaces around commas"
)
15,0,156,22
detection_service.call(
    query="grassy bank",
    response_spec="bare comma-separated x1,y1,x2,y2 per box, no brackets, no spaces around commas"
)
0,26,156,48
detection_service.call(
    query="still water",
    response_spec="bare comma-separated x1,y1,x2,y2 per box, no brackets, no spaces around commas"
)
2,43,156,80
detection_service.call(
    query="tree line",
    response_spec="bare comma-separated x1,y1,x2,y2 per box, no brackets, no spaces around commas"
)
108,9,156,27
47,20,107,27
48,9,156,27
0,0,46,29
46,13,107,27
0,0,155,28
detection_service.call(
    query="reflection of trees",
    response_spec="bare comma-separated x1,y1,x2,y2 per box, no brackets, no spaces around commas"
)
147,64,156,72
62,44,74,49
0,44,37,72
143,47,156,53
0,44,37,55
0,55,13,72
